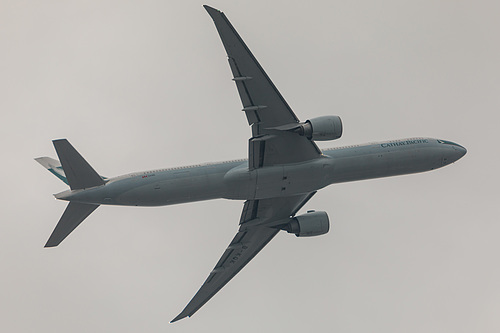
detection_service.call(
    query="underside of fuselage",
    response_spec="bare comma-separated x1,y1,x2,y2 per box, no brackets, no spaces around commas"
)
52,137,465,207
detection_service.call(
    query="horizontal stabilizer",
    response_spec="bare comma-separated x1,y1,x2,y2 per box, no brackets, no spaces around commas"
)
53,139,105,190
45,202,99,247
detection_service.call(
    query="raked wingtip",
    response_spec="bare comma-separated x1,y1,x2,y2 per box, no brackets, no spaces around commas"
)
170,313,187,323
203,5,221,16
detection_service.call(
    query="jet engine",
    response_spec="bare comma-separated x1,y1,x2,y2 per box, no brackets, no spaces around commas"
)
283,210,330,237
294,116,343,141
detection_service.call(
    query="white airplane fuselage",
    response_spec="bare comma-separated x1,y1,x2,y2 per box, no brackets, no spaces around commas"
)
36,5,469,321
56,137,466,207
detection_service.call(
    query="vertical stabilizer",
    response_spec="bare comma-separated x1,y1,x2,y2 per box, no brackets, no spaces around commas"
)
52,139,105,190
34,157,69,185
45,202,99,247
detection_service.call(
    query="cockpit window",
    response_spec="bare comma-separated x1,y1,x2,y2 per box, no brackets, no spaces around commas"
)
437,139,461,147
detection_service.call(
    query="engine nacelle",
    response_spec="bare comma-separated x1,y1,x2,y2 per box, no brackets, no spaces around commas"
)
283,211,330,237
296,116,343,141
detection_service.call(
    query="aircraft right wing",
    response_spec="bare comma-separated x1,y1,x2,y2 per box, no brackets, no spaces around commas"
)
204,5,322,168
171,192,316,322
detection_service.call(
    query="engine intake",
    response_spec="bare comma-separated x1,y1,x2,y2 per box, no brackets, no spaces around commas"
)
295,116,343,141
283,211,330,237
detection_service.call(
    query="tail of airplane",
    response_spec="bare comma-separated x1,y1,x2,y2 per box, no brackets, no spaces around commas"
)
44,202,99,247
34,157,69,185
36,139,105,247
51,139,106,190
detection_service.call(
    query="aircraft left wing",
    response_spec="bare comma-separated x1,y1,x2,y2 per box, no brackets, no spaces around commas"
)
171,192,316,322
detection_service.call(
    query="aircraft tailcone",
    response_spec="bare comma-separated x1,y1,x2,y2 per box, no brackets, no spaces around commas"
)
54,190,72,201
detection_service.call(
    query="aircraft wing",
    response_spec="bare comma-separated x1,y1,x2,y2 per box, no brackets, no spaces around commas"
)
204,5,321,168
171,192,316,322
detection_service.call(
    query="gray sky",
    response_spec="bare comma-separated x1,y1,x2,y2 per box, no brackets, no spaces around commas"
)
1,0,499,332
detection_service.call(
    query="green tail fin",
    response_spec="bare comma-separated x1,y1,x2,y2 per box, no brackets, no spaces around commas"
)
35,157,69,185
36,139,108,189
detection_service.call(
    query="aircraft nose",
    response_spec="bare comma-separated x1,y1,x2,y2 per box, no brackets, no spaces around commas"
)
451,144,467,162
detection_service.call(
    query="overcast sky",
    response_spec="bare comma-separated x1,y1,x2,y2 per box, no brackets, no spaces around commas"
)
1,1,499,332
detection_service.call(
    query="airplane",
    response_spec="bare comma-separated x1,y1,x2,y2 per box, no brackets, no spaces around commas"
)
35,5,466,323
